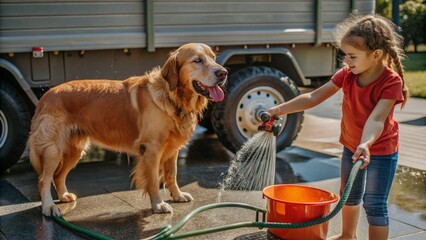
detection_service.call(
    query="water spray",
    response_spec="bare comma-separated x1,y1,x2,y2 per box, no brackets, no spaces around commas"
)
219,109,285,191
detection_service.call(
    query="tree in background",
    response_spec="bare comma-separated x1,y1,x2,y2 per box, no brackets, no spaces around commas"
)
376,0,426,52
400,0,426,52
376,0,393,18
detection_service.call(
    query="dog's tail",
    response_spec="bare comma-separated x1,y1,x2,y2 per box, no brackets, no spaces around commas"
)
28,114,44,175
28,138,41,175
28,112,68,175
28,142,41,176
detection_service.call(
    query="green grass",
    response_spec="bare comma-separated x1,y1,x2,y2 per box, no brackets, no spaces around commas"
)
403,51,426,99
404,52,426,71
405,71,426,98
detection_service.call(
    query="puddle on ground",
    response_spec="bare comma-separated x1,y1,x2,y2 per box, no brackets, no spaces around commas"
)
389,166,426,219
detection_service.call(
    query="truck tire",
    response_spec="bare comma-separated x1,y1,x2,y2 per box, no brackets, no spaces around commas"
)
211,66,303,153
198,102,214,132
0,82,31,171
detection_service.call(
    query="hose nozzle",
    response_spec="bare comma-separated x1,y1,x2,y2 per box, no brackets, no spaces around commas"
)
260,111,271,123
257,110,283,136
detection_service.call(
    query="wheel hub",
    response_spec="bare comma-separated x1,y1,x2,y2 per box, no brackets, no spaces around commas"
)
236,86,286,139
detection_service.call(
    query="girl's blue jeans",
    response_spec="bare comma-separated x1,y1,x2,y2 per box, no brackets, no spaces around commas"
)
340,147,398,226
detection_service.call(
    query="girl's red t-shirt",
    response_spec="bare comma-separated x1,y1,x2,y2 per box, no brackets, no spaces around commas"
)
331,66,404,155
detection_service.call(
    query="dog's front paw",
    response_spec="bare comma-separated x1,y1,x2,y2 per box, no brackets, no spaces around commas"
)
42,204,61,217
152,201,173,214
172,192,194,203
59,201,77,215
59,192,77,203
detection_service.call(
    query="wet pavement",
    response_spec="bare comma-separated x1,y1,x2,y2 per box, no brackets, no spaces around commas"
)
1,94,425,240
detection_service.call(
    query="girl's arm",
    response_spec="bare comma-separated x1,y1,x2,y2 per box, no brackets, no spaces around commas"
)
268,80,340,116
353,99,396,169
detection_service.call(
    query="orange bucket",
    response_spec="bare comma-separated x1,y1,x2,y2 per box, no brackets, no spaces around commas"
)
263,184,339,240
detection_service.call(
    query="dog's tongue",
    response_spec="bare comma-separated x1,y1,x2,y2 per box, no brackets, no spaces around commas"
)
207,85,224,102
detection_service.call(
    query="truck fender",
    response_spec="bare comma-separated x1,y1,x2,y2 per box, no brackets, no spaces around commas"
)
0,58,38,106
216,47,310,86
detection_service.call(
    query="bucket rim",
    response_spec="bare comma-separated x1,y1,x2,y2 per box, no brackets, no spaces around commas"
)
262,184,339,205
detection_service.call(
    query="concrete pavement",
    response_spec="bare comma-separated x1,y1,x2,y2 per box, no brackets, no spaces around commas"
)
394,97,426,170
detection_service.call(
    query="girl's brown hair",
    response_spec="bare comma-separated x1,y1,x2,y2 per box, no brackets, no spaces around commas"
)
334,14,409,108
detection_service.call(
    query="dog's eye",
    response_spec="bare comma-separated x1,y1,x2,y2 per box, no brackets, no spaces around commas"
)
193,58,203,64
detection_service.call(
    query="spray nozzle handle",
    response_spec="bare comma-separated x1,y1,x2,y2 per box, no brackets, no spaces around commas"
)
257,110,283,136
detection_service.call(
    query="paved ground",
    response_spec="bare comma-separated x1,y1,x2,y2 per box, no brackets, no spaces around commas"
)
0,93,425,240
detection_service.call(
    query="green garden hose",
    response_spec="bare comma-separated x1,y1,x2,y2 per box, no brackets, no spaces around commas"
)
52,160,362,240
52,215,113,240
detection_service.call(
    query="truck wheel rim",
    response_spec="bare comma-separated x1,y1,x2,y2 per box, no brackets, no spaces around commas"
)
235,86,287,139
0,110,8,148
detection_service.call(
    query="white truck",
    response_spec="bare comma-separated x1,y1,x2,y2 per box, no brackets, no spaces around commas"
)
0,0,375,171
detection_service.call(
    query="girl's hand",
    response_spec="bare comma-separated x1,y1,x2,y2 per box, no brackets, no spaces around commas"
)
268,106,280,116
352,143,370,169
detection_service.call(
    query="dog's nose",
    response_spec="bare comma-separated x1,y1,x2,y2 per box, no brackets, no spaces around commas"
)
215,68,228,81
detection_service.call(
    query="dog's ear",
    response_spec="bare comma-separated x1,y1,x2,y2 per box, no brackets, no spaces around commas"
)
161,52,179,91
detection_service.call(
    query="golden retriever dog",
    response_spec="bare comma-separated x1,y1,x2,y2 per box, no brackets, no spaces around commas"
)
28,43,228,217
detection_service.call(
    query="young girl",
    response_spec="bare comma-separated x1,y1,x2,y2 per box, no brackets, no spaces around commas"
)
268,14,408,240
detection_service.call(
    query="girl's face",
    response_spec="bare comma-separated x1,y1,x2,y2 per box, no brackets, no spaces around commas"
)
340,42,375,75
